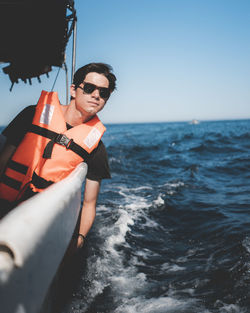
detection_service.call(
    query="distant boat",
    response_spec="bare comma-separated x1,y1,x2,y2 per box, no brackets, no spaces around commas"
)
189,119,200,125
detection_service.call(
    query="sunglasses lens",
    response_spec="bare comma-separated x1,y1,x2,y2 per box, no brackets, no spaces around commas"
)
100,88,110,99
83,83,96,94
82,82,110,99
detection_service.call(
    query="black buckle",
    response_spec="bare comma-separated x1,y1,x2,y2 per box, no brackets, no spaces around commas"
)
55,134,73,149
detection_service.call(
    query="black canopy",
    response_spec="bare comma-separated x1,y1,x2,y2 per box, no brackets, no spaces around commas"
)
0,0,76,89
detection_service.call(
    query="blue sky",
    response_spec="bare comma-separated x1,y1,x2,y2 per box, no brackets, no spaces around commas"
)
1,0,250,125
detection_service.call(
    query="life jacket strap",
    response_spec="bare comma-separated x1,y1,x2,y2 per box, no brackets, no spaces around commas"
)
0,160,28,191
29,124,57,140
8,159,28,175
1,174,22,190
29,124,90,161
31,172,54,189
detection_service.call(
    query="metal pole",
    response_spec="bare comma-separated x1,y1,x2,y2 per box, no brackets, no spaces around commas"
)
71,17,77,84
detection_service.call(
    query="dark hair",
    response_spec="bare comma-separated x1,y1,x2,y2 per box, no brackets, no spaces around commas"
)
73,63,117,92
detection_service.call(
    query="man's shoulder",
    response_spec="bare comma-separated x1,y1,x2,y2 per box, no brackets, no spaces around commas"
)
92,140,107,156
10,105,36,123
22,105,36,115
2,105,36,146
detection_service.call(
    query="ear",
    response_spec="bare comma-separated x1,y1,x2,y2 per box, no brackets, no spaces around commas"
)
70,84,76,98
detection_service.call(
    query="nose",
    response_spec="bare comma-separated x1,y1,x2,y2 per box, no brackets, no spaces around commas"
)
91,88,100,99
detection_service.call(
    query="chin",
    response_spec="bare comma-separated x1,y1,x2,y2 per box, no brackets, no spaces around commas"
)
83,109,96,117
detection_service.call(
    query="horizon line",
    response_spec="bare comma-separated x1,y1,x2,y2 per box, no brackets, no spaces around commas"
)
104,117,250,125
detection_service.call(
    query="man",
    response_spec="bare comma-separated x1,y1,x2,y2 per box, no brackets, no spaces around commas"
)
0,62,116,250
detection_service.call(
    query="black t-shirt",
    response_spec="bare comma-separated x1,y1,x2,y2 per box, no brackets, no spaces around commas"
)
2,105,111,181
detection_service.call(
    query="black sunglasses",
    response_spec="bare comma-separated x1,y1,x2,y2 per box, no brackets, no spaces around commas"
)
78,82,110,99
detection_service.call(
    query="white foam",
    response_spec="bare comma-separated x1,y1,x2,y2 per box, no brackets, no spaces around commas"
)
113,295,199,313
176,248,201,263
136,248,161,258
77,183,196,312
163,181,185,188
219,304,245,313
157,180,185,195
242,237,250,254
215,300,247,313
107,209,134,248
109,156,121,163
110,272,147,297
96,204,109,212
161,262,185,272
153,194,165,206
76,187,160,309
125,185,153,192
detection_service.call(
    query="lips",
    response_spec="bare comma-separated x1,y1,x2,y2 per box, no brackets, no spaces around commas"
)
88,101,99,106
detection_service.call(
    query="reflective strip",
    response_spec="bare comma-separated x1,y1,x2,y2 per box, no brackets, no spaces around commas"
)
84,128,102,149
8,160,28,175
1,174,22,190
40,104,54,125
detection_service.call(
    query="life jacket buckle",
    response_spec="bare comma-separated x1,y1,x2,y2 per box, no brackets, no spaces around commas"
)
55,134,73,149
66,139,73,149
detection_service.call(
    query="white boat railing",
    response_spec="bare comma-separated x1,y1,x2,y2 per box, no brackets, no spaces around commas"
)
0,163,87,313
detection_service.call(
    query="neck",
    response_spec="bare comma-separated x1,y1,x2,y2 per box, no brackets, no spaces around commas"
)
61,101,93,126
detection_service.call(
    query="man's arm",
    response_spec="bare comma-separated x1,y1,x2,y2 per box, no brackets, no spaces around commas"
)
76,178,101,248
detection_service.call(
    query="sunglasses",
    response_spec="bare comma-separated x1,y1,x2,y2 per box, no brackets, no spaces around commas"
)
78,82,110,99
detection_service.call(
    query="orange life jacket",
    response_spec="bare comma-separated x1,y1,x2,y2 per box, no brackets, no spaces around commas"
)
0,90,106,202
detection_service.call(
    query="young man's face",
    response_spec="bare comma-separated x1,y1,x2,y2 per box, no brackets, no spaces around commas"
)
72,72,110,117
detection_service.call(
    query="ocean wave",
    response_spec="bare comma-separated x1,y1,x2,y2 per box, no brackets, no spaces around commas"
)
65,120,250,312
242,237,250,254
113,296,200,313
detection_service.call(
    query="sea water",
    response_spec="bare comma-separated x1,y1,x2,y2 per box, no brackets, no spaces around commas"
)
63,119,250,313
2,120,250,312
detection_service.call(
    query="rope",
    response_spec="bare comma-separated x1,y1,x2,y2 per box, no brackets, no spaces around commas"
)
51,67,61,91
64,62,69,104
